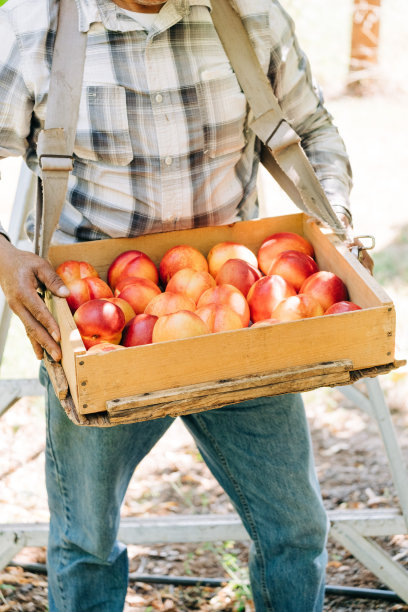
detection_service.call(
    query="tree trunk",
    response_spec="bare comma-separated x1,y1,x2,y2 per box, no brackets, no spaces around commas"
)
348,0,382,93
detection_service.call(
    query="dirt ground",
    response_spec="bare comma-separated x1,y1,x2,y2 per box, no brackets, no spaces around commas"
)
1,376,408,611
1,72,408,612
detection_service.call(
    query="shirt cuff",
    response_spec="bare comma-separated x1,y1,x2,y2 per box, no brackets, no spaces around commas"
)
319,178,351,210
320,178,352,218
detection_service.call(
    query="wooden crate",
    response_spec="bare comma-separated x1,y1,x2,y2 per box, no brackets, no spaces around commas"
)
46,213,401,427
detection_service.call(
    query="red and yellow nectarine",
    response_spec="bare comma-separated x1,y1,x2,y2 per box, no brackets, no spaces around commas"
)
121,313,158,347
56,260,99,284
86,342,126,354
65,277,113,313
268,250,318,292
145,291,196,317
207,242,258,278
117,278,161,315
74,299,126,349
197,284,250,327
166,268,216,303
108,250,159,290
196,303,245,333
152,310,209,342
102,297,136,324
215,258,262,297
257,232,314,275
324,301,361,314
246,275,296,323
159,245,208,285
300,271,348,312
271,294,324,321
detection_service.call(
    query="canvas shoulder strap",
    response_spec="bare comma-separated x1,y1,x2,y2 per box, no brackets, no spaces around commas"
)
35,0,346,258
210,0,347,240
34,0,87,257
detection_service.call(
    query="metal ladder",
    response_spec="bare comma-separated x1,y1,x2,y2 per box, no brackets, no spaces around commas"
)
1,164,408,601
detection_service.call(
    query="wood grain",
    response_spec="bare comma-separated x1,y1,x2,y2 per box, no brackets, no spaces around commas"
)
46,215,398,420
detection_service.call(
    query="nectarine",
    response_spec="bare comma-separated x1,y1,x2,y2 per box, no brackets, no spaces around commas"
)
257,232,314,275
108,250,159,290
117,278,161,314
300,271,348,312
152,310,209,342
121,313,158,347
145,291,196,317
102,297,136,324
324,301,361,314
271,294,324,321
159,245,208,284
215,258,262,297
74,299,126,349
65,277,113,313
56,260,99,284
197,284,250,327
207,242,258,278
166,268,216,303
86,343,126,354
246,275,296,323
268,250,318,292
196,303,245,333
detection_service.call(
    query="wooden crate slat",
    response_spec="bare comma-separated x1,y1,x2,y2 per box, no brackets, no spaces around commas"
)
45,215,398,421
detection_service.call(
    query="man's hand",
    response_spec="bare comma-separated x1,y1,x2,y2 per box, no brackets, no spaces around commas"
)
336,213,374,275
0,236,70,361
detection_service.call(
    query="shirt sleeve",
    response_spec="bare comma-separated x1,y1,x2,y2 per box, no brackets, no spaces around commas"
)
0,10,34,238
267,1,352,212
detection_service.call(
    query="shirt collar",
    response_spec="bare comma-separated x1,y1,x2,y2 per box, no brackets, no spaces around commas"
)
75,0,212,33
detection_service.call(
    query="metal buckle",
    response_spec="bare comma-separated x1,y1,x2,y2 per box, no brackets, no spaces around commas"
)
350,235,376,261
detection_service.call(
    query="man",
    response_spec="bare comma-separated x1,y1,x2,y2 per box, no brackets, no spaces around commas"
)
0,1,368,610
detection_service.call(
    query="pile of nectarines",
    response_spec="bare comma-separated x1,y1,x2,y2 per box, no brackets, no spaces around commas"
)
55,232,361,352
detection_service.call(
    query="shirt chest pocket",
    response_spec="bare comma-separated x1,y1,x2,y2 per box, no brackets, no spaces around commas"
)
74,85,134,166
196,70,248,159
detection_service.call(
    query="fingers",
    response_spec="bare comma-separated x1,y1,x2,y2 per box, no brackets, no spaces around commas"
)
0,252,65,360
35,261,70,298
11,300,62,361
348,237,374,275
358,250,374,275
28,334,47,361
335,218,375,275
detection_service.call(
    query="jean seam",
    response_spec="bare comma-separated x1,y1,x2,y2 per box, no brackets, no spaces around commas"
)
195,413,274,612
46,390,71,612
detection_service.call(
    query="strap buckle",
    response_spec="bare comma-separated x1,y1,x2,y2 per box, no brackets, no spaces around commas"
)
39,154,74,172
350,235,376,261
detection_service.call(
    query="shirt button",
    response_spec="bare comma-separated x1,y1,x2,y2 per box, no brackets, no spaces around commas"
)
164,156,173,166
155,94,163,103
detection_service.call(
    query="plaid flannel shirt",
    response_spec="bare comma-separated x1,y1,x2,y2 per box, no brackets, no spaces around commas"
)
0,0,352,244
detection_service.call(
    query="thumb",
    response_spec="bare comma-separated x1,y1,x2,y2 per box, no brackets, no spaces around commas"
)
36,261,70,298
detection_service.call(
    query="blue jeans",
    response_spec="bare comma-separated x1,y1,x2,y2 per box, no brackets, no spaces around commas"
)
40,363,328,612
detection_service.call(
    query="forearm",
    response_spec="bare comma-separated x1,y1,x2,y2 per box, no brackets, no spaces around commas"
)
268,3,353,214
